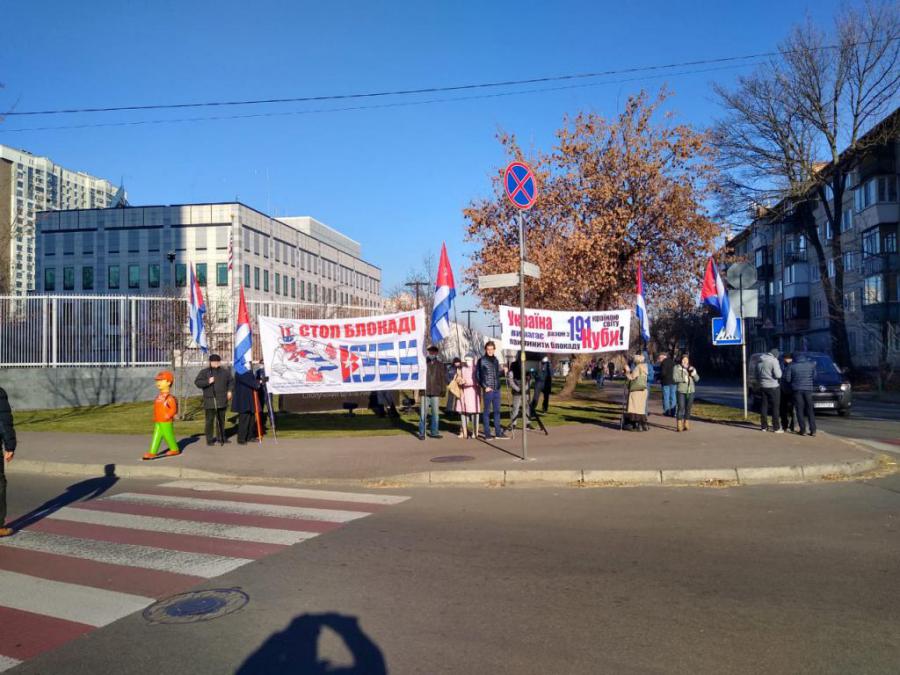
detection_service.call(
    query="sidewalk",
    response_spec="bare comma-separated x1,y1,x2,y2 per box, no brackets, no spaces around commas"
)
10,394,889,487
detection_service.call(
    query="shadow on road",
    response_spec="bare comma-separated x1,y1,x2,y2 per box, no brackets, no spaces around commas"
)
8,463,119,531
235,612,387,674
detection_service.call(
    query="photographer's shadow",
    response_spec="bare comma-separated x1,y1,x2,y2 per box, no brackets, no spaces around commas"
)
236,612,387,675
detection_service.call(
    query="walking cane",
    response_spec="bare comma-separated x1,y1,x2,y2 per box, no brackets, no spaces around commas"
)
213,396,225,446
619,379,628,431
252,389,263,443
266,390,278,442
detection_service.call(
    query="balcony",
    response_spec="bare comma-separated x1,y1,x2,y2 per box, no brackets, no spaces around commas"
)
785,249,808,265
862,302,900,323
756,263,773,280
783,282,810,300
862,252,899,276
784,318,810,333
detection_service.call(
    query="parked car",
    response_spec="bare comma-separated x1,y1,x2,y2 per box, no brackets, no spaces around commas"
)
747,351,852,416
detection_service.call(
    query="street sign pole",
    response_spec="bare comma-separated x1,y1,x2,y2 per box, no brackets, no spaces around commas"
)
740,275,748,421
518,211,527,461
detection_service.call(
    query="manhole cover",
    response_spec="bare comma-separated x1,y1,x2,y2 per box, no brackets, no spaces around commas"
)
143,588,249,625
430,455,476,463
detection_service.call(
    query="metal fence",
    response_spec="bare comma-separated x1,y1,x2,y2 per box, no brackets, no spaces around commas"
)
0,294,379,367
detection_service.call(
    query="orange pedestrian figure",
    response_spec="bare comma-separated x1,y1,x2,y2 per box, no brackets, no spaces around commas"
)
143,371,180,460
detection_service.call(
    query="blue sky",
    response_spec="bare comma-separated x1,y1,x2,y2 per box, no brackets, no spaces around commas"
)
0,0,846,328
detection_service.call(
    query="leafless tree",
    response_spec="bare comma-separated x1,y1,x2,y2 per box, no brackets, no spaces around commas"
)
712,1,900,371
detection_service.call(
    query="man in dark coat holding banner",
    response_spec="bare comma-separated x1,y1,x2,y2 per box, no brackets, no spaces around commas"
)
232,369,261,445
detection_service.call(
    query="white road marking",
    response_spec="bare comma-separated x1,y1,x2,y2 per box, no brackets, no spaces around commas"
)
0,570,152,627
0,530,251,579
0,655,22,673
50,507,319,546
107,492,369,522
160,480,410,505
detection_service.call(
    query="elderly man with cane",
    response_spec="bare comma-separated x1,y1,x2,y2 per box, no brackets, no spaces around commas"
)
195,354,233,446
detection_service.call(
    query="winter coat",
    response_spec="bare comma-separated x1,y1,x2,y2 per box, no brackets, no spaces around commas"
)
785,358,817,392
673,364,699,394
0,388,17,452
425,357,447,397
195,367,234,409
537,361,553,394
625,363,649,415
455,365,482,414
659,357,676,386
475,355,501,391
757,353,782,389
232,371,261,414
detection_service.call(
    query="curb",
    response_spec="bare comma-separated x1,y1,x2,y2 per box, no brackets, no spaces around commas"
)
9,456,888,488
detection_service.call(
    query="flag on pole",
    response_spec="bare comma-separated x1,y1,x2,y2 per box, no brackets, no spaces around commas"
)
635,261,650,342
430,242,456,344
188,263,208,353
701,257,738,339
227,232,233,272
234,286,252,375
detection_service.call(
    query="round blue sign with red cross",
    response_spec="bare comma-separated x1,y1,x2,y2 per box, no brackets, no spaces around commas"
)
504,161,537,210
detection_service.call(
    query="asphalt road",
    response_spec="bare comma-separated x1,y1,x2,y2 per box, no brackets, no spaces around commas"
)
695,380,900,443
4,474,900,674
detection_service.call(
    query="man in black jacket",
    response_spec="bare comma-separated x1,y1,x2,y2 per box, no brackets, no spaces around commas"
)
476,341,507,440
232,368,261,445
658,353,676,416
194,354,234,446
0,388,17,537
531,356,553,415
785,354,818,436
419,345,446,440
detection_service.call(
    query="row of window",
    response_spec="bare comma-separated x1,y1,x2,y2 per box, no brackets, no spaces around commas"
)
43,263,229,292
239,264,364,305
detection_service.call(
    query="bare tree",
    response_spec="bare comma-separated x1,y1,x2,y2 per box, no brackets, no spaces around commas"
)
712,1,900,371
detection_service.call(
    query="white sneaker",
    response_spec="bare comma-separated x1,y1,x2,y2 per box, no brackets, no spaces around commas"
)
774,429,784,434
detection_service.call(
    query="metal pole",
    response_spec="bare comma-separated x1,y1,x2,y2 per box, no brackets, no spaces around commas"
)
740,276,748,420
518,212,527,461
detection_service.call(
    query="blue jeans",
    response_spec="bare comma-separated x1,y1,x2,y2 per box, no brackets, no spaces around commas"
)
482,389,502,438
662,385,677,415
418,396,440,437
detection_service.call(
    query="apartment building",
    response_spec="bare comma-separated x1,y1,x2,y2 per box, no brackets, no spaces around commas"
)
728,109,899,371
0,144,120,295
35,202,382,324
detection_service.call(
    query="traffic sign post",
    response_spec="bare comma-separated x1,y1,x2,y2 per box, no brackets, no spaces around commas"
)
503,161,537,461
726,263,757,421
711,316,743,345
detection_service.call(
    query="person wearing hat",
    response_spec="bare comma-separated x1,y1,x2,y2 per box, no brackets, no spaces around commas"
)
419,345,446,440
194,354,234,446
0,387,18,537
143,370,180,460
757,348,784,433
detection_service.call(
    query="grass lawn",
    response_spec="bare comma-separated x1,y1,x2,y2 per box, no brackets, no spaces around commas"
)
15,379,759,437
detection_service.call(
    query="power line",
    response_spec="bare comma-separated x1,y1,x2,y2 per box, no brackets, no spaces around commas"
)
4,37,894,118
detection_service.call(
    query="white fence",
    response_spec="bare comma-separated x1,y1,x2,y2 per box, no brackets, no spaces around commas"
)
0,295,379,367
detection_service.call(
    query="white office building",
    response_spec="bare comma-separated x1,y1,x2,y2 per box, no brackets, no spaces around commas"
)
0,144,120,295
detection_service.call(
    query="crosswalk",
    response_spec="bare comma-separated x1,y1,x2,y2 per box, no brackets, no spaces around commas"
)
0,479,409,671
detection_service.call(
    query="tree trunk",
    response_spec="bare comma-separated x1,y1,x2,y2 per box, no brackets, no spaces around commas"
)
559,353,592,398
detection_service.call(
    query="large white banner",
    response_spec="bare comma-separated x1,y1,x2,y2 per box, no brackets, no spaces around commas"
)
499,305,631,354
260,310,426,394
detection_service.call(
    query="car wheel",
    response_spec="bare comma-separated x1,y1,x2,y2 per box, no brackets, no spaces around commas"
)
837,408,850,417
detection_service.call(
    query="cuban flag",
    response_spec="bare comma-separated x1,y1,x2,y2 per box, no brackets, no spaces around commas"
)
234,286,252,375
701,257,738,338
430,242,456,344
635,261,650,342
188,264,208,353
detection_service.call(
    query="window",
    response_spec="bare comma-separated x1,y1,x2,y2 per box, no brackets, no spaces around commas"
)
775,280,782,295
863,275,883,305
283,275,288,296
865,332,876,354
291,277,296,298
148,264,160,288
128,264,140,289
274,242,280,263
148,229,160,252
44,268,56,291
128,230,139,253
45,233,56,256
244,264,251,288
82,232,94,255
63,266,75,291
843,290,857,313
63,232,75,255
195,227,207,251
842,208,853,231
856,175,898,211
274,272,280,295
263,237,269,259
195,263,207,286
848,331,857,354
108,265,120,290
300,280,305,300
107,230,119,254
264,270,269,292
825,220,834,240
244,228,251,252
827,258,835,278
216,226,228,250
216,262,228,286
863,228,880,257
254,232,260,256
175,263,187,287
885,231,897,254
813,298,823,318
842,252,856,274
254,267,260,290
82,266,94,290
785,265,794,284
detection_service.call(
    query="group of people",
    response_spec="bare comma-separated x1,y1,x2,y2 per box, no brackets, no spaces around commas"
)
588,360,616,388
622,352,699,432
756,349,818,436
418,341,554,441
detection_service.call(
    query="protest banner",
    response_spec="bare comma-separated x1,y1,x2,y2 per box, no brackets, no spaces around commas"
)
499,305,631,354
259,309,426,394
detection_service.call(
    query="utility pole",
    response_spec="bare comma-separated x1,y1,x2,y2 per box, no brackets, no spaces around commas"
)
488,323,501,338
405,280,428,309
461,309,478,331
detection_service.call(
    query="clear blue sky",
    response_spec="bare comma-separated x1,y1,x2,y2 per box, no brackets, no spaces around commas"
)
1,0,845,329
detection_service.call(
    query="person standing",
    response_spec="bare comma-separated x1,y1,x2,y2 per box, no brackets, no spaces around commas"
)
786,354,818,436
194,354,233,446
623,354,649,431
445,357,462,415
254,366,269,437
594,360,605,389
419,345,445,440
505,359,528,432
476,341,507,440
757,348,783,433
455,355,481,439
673,353,700,432
531,355,553,415
779,353,796,433
658,352,676,417
232,369,261,445
0,388,17,537
607,361,615,381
